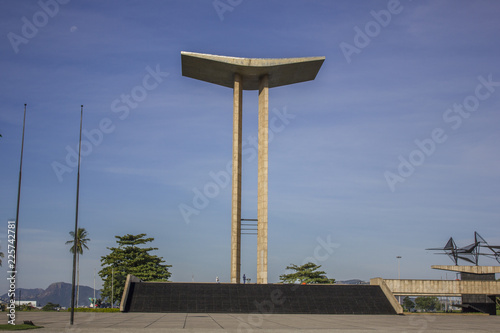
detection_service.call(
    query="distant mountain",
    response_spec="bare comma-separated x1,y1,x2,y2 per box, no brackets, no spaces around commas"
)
0,282,100,308
1,287,44,302
337,279,369,285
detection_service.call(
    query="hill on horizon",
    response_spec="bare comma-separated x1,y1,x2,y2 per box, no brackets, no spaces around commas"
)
336,279,369,285
0,282,101,308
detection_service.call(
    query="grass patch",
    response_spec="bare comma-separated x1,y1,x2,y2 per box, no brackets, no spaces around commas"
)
0,324,43,330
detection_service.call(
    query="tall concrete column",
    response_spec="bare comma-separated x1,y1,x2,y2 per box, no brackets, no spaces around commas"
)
181,52,324,285
230,73,243,284
257,75,269,284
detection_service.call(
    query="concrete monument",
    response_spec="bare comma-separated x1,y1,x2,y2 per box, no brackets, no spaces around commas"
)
181,52,324,284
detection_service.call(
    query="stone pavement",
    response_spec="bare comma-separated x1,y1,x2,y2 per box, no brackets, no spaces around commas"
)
3,312,500,332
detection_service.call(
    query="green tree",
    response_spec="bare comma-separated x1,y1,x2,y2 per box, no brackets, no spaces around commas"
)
403,296,415,312
99,233,172,306
279,262,335,284
42,302,60,311
415,296,441,312
66,228,90,308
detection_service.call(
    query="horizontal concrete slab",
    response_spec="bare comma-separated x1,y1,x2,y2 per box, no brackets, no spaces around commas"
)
7,312,500,332
181,51,325,90
432,265,500,274
378,278,500,296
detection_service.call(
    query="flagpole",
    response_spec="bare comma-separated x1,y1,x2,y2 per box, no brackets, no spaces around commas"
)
70,105,83,325
11,104,27,305
93,268,96,308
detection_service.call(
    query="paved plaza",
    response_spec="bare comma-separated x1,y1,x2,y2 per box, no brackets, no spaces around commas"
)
3,312,499,332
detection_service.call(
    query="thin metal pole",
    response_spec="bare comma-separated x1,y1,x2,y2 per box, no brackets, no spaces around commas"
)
11,104,27,305
93,268,96,308
397,256,401,280
397,256,402,305
111,268,114,308
70,105,84,325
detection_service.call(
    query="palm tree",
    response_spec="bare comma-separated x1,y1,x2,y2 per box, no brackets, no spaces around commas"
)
66,228,90,307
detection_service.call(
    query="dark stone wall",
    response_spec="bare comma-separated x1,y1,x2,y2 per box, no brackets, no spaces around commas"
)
461,272,496,281
123,282,397,314
462,294,496,315
459,272,497,315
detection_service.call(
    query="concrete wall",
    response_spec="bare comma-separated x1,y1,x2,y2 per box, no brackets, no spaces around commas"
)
370,278,403,314
379,279,500,296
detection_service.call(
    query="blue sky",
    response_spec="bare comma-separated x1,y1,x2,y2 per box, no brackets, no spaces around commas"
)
1,0,500,294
